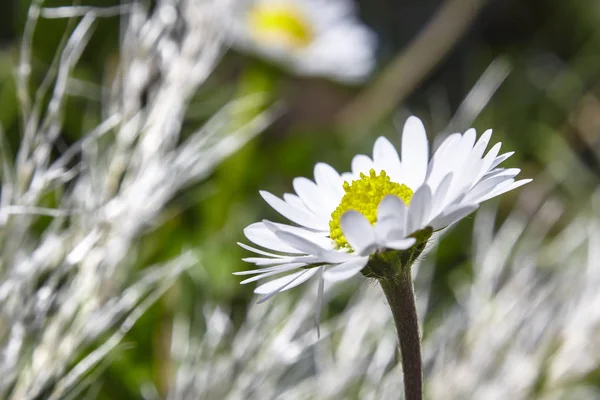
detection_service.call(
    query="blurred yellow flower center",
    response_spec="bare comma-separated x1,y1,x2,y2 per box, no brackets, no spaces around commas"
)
329,169,413,249
248,2,313,49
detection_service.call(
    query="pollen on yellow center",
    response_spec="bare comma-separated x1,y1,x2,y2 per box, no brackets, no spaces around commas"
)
329,169,413,250
248,2,313,50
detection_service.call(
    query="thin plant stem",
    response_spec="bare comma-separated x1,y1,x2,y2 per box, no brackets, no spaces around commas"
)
379,267,422,400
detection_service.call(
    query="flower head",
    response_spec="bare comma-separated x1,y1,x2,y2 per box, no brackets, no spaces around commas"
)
229,0,376,83
236,116,531,302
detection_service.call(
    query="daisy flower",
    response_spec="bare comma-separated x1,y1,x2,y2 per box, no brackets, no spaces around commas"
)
235,116,531,302
228,0,376,83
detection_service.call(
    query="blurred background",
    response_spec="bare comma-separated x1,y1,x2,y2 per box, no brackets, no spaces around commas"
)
1,0,600,399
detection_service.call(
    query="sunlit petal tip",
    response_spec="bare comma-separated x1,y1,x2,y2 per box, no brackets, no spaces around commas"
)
402,116,429,189
373,136,395,157
491,151,515,169
488,141,502,155
464,127,477,138
475,129,493,151
373,137,403,180
314,162,340,182
351,154,375,175
405,115,425,129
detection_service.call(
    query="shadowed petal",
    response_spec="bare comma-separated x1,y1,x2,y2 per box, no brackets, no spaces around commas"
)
340,210,376,254
239,263,307,283
386,237,416,250
406,185,432,234
429,204,479,231
255,268,320,301
323,256,369,282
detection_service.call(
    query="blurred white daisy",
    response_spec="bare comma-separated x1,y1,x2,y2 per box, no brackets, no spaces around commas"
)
236,116,531,302
229,0,376,83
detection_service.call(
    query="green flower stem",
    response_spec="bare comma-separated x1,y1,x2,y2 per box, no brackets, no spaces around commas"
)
379,267,422,400
362,230,430,399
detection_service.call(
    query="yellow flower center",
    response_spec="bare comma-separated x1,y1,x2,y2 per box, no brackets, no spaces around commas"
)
329,169,413,249
248,2,313,50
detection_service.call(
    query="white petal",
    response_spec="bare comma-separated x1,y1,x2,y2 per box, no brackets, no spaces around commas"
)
323,256,369,282
260,191,327,231
428,204,479,231
341,172,354,182
269,222,335,250
476,142,501,182
289,15,376,83
377,194,407,221
483,167,521,181
267,224,326,256
474,129,492,154
386,237,416,250
450,129,476,171
239,263,306,283
373,136,402,182
340,210,376,254
465,174,517,203
461,128,477,149
254,270,308,295
314,162,345,200
234,261,307,275
241,255,316,266
374,217,395,244
283,193,311,214
293,177,335,220
406,185,432,234
478,178,531,202
238,242,291,258
427,133,461,190
402,116,429,189
244,223,304,254
264,221,354,264
430,173,453,218
430,130,475,203
491,151,514,169
255,268,319,301
375,195,407,240
351,154,375,175
449,129,493,198
316,267,325,337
